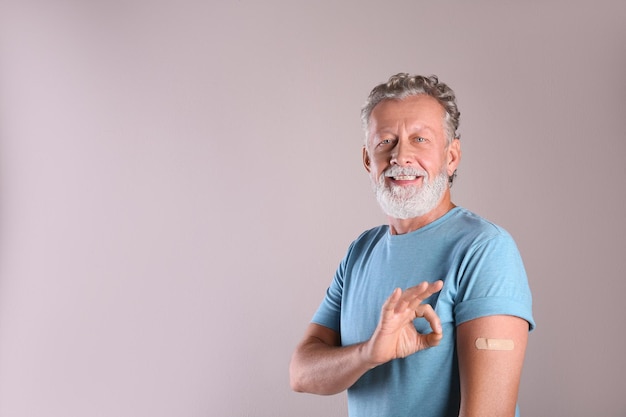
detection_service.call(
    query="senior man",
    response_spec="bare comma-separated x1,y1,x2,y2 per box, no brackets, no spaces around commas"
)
289,73,534,417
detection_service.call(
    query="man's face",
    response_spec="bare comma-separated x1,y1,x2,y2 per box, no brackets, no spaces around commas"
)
363,94,460,219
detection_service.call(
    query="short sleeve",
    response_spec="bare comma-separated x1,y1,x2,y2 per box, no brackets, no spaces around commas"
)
311,257,346,333
453,229,535,330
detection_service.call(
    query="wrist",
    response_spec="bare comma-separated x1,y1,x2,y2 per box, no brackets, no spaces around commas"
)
359,338,384,370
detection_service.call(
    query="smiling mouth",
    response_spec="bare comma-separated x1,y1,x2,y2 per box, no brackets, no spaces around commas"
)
391,175,419,181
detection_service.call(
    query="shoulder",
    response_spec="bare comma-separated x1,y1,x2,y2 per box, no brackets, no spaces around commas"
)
335,225,389,272
448,209,534,330
447,207,516,247
443,208,525,277
347,225,388,252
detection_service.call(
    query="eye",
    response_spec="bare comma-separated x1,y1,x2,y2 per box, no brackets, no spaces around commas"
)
378,138,394,146
415,136,426,143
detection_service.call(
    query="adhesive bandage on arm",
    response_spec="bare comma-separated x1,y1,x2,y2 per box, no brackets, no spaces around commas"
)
474,338,514,351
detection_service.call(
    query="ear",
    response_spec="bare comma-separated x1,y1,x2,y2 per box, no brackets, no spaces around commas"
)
362,146,372,173
446,138,461,176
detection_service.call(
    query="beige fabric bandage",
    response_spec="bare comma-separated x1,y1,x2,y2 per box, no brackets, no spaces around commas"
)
475,338,514,351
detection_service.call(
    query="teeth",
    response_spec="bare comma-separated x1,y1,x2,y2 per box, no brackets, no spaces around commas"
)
393,175,417,180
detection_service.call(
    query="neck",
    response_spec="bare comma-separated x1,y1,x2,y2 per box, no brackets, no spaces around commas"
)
387,194,456,235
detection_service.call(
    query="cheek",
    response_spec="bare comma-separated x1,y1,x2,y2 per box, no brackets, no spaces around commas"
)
421,154,447,172
372,161,388,178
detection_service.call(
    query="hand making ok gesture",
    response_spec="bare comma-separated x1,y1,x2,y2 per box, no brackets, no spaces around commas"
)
364,280,444,367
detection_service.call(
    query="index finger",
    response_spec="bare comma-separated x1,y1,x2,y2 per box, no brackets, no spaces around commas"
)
403,280,443,310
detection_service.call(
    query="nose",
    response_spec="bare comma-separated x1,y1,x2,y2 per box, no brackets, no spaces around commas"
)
390,139,414,166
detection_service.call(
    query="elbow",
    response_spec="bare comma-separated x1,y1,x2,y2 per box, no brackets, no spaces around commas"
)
289,360,337,395
290,376,305,393
289,369,302,392
289,358,306,393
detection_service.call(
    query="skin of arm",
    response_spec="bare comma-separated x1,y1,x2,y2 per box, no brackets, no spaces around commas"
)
288,323,371,395
289,281,443,395
457,315,529,417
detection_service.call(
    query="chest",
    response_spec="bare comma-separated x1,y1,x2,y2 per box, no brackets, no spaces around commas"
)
339,240,460,345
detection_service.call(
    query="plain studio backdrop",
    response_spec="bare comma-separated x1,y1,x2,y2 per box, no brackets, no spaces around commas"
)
1,1,625,416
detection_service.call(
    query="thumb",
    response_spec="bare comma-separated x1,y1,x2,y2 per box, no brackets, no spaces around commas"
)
422,329,443,348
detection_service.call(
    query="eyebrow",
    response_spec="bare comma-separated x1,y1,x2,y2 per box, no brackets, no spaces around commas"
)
375,124,437,136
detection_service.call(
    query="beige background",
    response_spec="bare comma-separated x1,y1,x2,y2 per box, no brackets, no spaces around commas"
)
1,1,625,416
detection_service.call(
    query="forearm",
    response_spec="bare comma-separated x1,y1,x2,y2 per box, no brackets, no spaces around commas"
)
289,338,375,395
290,284,444,395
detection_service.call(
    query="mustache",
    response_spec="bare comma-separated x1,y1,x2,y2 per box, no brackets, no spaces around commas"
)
383,166,428,178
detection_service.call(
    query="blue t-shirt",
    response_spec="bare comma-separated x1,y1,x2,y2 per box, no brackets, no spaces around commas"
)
312,207,534,417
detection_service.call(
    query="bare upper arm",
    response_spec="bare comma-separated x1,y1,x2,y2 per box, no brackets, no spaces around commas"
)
457,315,530,417
297,323,341,349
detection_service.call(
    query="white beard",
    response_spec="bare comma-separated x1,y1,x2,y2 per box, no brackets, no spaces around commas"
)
372,166,449,219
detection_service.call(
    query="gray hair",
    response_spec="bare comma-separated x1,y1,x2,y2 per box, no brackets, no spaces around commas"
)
360,73,461,145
